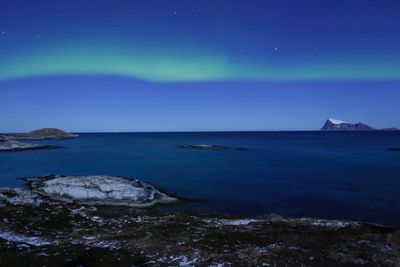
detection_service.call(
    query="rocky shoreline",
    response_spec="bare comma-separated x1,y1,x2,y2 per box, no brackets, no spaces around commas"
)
0,175,399,266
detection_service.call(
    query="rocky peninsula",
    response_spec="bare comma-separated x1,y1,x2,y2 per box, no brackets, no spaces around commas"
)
0,140,61,152
0,175,399,266
0,128,75,152
1,128,77,140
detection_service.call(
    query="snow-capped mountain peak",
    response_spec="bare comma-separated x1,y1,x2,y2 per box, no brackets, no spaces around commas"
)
327,118,347,125
321,118,376,131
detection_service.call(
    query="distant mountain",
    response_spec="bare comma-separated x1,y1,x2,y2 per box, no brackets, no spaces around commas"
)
321,118,376,131
321,118,400,131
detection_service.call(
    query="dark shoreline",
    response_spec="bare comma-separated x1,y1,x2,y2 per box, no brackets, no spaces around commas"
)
0,200,399,266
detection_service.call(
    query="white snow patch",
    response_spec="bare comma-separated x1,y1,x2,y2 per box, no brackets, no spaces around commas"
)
72,236,120,250
169,255,198,267
0,188,43,206
328,118,348,125
297,218,354,229
0,231,51,247
204,218,259,226
311,219,351,228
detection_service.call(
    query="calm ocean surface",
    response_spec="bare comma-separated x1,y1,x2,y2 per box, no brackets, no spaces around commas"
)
1,132,399,225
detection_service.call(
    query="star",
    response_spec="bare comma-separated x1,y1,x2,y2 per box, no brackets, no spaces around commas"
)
1,31,5,35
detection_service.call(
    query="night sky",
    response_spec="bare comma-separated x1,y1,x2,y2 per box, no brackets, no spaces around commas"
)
1,0,399,131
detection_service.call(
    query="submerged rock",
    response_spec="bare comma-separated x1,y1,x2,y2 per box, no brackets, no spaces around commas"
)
26,175,177,207
181,145,248,151
0,140,61,152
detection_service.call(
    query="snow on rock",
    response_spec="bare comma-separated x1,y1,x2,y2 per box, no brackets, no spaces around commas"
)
0,231,51,247
0,188,43,206
296,218,355,229
27,175,177,207
167,255,200,267
204,218,260,226
328,118,347,125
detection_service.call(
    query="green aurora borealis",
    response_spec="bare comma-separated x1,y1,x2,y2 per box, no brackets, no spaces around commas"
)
1,1,400,82
1,43,400,82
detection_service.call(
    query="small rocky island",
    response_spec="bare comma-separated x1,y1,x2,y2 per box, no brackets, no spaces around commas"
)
1,128,77,140
0,175,399,266
0,128,75,152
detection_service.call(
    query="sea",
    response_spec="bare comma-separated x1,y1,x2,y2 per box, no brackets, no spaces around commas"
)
1,131,399,225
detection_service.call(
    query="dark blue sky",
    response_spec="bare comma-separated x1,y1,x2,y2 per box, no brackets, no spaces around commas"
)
0,0,399,131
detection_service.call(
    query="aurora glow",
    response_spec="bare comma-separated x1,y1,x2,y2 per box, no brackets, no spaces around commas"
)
1,1,400,82
1,0,400,131
2,43,400,82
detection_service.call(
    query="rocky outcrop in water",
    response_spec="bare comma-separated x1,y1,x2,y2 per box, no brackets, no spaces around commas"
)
0,140,61,152
181,145,248,151
0,128,75,152
25,175,177,207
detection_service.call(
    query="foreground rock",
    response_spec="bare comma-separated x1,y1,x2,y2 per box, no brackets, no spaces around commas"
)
0,192,399,266
1,128,77,140
25,175,177,207
0,140,61,152
181,145,248,151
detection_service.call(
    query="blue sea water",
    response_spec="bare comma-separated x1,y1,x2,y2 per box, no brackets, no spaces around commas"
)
1,132,400,225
